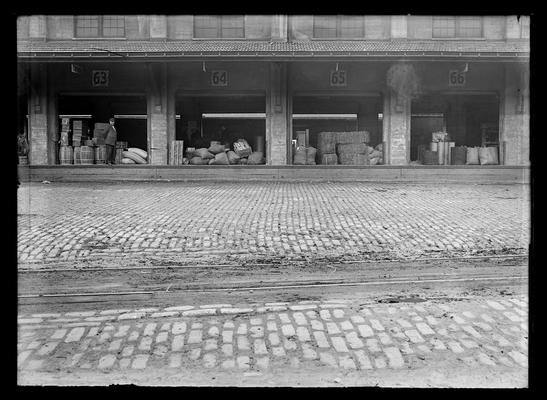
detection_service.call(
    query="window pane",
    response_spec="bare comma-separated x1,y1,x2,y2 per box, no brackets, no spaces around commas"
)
75,15,99,37
221,16,244,38
433,16,456,38
102,15,125,37
195,15,219,38
314,16,337,38
340,16,364,38
457,17,482,37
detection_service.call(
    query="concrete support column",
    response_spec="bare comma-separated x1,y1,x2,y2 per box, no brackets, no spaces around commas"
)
147,63,169,165
500,63,529,166
29,15,46,40
266,62,289,165
28,63,48,165
383,90,411,165
150,16,168,40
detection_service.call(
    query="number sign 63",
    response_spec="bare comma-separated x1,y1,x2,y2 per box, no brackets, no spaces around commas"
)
448,70,466,87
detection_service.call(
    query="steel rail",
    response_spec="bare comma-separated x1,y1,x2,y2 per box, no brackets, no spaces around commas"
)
17,274,526,299
17,254,528,273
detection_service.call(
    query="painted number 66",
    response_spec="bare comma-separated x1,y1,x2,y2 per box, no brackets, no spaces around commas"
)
449,70,466,86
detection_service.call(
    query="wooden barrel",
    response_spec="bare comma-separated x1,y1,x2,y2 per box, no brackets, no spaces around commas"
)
79,146,94,165
59,145,73,165
95,145,107,164
73,146,81,164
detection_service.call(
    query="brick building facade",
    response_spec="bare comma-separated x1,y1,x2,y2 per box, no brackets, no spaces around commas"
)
16,15,530,166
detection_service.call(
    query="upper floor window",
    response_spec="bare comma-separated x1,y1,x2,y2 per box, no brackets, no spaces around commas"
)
75,15,125,38
432,16,482,38
313,15,365,38
194,15,245,38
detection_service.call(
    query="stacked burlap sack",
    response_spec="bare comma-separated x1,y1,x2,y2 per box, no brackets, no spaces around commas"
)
293,145,317,165
465,146,499,165
187,139,265,165
316,131,373,165
121,147,148,164
369,144,384,165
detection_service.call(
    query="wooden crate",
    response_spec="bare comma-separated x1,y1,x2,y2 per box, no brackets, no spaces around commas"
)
170,140,185,165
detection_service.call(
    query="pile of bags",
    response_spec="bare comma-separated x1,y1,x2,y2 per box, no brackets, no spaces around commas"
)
187,139,265,165
369,144,384,165
465,146,499,165
317,131,376,165
293,145,317,165
121,147,148,164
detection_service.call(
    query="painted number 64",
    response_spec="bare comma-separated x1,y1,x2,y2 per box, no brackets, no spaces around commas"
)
449,70,466,86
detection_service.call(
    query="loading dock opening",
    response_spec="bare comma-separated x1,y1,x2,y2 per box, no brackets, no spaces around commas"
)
410,93,500,163
57,94,148,151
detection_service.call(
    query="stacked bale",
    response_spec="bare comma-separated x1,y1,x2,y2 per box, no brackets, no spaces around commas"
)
336,131,370,165
316,132,337,164
72,120,83,147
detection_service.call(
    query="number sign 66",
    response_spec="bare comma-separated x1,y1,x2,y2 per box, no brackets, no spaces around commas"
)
448,70,466,87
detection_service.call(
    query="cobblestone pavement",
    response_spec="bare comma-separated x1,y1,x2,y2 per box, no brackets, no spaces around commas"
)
17,295,528,387
17,182,530,268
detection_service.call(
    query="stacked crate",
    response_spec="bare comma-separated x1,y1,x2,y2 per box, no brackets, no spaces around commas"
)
60,118,70,146
170,140,185,165
72,120,82,147
336,131,370,165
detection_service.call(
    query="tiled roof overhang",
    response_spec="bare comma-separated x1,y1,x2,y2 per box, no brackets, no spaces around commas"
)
17,40,530,62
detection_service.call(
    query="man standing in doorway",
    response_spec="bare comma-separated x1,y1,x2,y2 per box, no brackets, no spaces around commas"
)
104,117,117,165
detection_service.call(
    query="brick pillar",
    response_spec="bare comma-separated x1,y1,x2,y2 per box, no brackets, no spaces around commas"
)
266,62,289,165
28,63,48,165
383,90,411,165
147,63,169,165
500,63,529,166
149,16,167,40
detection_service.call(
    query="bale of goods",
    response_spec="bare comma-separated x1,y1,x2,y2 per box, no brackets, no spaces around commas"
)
208,142,226,154
59,145,73,165
209,152,230,165
84,139,94,146
93,122,110,138
122,150,147,164
336,143,367,154
170,140,184,165
194,148,214,159
293,146,307,165
336,131,370,144
79,146,94,164
128,147,147,160
320,153,338,165
422,150,438,165
233,139,252,158
306,146,317,165
466,147,480,165
450,146,467,165
239,158,248,165
248,151,265,165
94,145,108,164
92,137,105,146
73,146,81,164
338,152,369,165
227,150,240,165
479,146,499,165
121,158,136,164
317,132,337,154
190,156,209,165
116,141,128,150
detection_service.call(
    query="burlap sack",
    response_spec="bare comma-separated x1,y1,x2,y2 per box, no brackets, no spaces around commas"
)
227,151,240,165
194,148,215,159
208,143,227,154
479,146,499,165
306,146,317,165
248,151,265,165
466,147,480,165
293,146,307,165
210,151,230,165
190,156,209,165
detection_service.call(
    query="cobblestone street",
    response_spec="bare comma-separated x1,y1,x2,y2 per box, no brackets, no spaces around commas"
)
17,182,530,269
17,293,528,387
